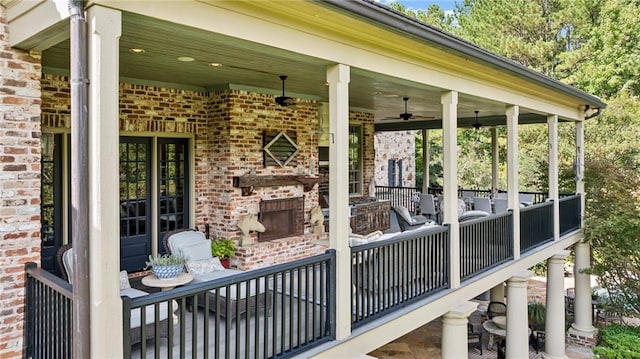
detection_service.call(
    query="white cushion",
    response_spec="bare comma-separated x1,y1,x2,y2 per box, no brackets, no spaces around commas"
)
190,268,244,283
167,230,207,255
186,257,224,276
179,239,212,261
62,248,74,283
119,270,131,290
395,206,416,224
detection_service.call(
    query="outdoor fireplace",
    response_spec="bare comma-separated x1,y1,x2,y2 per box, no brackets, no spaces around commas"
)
259,197,305,241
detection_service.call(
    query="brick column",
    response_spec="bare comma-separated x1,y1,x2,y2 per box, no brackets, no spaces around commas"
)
0,5,42,359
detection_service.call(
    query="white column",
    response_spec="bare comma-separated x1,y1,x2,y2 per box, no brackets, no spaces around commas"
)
506,105,520,258
87,5,122,357
569,241,597,336
490,282,505,303
575,120,585,223
442,301,478,359
490,127,499,197
422,129,430,193
327,63,351,339
506,270,532,359
441,91,459,288
544,251,570,359
548,115,560,240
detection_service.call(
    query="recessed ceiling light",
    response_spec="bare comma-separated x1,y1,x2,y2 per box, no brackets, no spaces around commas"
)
129,48,145,54
177,56,195,62
208,62,223,67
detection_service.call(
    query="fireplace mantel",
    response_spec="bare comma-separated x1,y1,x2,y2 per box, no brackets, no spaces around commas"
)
233,174,323,196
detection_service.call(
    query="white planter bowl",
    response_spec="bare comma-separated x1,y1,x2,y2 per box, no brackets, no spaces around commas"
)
493,315,507,329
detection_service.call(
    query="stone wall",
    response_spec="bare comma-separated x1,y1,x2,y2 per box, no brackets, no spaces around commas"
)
374,131,416,187
0,6,42,358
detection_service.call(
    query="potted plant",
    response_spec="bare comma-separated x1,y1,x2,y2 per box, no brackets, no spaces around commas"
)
527,301,546,327
145,253,186,279
211,238,236,268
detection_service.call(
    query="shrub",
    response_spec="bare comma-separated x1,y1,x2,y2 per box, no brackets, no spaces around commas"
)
211,238,236,259
594,324,640,358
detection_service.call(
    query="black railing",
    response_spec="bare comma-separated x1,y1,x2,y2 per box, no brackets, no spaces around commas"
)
351,226,450,328
559,194,582,236
24,262,73,359
375,185,419,212
125,250,336,359
520,201,554,253
460,213,513,281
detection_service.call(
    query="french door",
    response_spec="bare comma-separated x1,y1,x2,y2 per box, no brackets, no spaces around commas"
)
119,137,190,271
40,134,65,276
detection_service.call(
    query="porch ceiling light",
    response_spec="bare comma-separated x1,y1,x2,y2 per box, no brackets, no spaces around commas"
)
208,62,223,67
177,56,195,62
129,48,145,54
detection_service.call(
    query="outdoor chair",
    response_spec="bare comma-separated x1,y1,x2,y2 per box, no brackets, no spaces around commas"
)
487,301,507,319
467,323,483,355
418,194,438,221
529,323,546,353
56,244,171,345
163,228,272,323
473,196,492,213
493,198,508,214
392,206,434,232
565,288,575,315
519,193,534,206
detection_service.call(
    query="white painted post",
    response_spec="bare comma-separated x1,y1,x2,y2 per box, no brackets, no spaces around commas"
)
569,241,597,336
506,105,520,258
506,270,532,359
544,251,570,359
87,5,123,357
326,63,351,339
441,91,459,288
422,128,429,194
441,301,478,359
548,115,560,240
491,127,499,197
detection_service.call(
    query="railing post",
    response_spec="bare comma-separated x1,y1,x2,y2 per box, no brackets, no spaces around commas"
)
121,296,132,358
24,262,37,358
326,249,336,339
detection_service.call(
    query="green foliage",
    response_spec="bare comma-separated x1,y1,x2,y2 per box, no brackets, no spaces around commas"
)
145,254,186,268
527,301,546,325
211,238,236,259
594,324,640,358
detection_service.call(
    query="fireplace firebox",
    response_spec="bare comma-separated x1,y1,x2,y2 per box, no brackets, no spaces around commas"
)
259,197,304,241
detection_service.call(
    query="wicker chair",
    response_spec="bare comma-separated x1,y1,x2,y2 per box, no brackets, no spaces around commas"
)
56,245,170,345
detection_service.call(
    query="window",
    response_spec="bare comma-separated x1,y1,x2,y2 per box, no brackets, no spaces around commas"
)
348,124,363,194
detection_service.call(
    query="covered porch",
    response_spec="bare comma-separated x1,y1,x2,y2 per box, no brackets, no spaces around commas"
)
3,0,604,358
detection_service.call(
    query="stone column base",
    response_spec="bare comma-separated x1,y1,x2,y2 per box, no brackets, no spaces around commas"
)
566,327,598,348
542,352,568,359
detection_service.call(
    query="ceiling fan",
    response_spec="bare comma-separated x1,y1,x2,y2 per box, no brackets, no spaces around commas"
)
472,110,482,130
382,97,433,121
275,75,297,107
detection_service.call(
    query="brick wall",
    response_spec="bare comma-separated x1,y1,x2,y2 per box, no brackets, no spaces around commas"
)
0,5,42,358
41,77,333,270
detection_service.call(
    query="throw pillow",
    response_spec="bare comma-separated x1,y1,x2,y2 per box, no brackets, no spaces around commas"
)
179,239,212,261
396,206,416,224
186,257,225,276
119,270,131,290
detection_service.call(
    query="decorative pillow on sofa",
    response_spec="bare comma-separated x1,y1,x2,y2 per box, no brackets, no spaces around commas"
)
179,239,212,261
395,206,416,224
186,257,225,276
119,270,131,290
